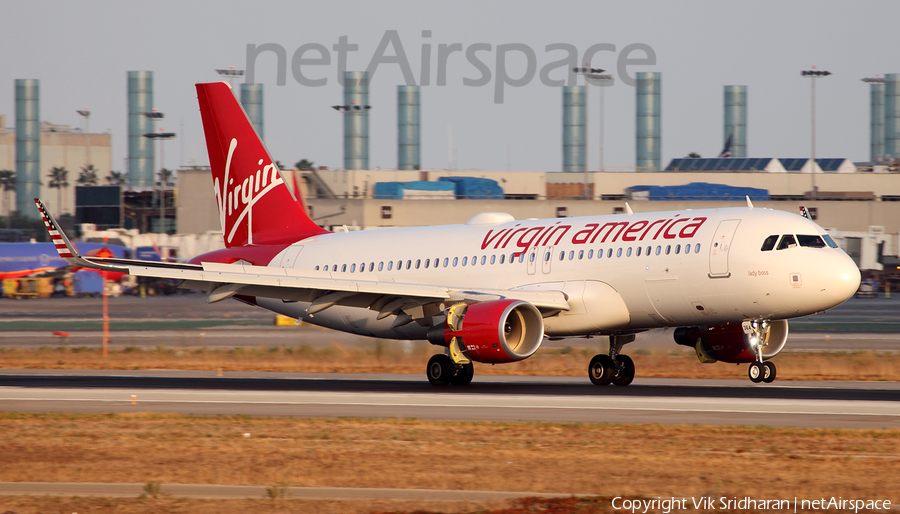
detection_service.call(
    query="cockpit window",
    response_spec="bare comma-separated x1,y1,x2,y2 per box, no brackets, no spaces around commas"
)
797,234,826,248
822,234,839,248
776,234,797,250
760,235,779,251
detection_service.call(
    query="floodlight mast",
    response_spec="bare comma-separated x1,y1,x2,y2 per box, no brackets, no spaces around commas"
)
801,68,832,199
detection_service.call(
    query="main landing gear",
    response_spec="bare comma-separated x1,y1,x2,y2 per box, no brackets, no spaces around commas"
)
748,361,776,384
426,354,474,386
589,334,636,386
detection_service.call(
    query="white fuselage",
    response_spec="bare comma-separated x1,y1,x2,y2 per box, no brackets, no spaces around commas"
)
257,207,860,340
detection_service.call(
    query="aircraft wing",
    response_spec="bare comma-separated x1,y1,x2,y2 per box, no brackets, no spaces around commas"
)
34,199,570,314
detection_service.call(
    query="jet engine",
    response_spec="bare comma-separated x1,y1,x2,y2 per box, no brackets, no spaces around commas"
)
674,319,789,364
427,299,544,364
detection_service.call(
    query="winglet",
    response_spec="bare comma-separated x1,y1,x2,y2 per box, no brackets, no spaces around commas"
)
799,205,811,219
625,202,633,215
746,195,754,210
34,198,126,273
34,198,78,262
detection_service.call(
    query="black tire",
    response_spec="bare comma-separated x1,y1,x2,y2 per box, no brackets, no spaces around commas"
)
611,354,635,386
588,354,615,386
450,362,474,386
748,361,764,383
763,361,776,383
427,354,454,386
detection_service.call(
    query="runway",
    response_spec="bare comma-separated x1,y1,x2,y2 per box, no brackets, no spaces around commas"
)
1,371,897,429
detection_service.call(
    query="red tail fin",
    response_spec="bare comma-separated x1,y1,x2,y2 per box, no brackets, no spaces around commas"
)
196,82,327,247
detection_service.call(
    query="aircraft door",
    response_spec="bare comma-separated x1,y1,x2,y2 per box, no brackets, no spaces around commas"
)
527,247,537,275
709,220,740,278
279,245,304,268
542,246,554,274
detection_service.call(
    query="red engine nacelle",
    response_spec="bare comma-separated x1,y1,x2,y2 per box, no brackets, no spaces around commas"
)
674,320,789,364
427,299,545,364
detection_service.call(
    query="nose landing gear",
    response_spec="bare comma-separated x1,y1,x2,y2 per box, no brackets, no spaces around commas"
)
746,320,777,384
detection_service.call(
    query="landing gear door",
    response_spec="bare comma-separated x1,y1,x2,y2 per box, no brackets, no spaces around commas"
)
709,220,740,278
280,245,304,268
542,246,554,274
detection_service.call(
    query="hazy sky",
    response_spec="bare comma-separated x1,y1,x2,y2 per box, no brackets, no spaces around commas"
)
1,0,896,174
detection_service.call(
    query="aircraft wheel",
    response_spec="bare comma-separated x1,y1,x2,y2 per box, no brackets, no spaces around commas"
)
427,354,454,386
763,361,777,383
588,354,615,386
450,362,474,386
611,354,635,386
748,362,765,383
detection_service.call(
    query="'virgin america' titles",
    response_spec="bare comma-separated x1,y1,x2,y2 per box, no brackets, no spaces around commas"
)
213,138,285,244
481,216,708,253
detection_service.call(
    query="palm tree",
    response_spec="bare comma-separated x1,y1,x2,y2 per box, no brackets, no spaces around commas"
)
156,168,175,189
106,170,127,186
295,159,315,171
0,169,15,220
77,164,99,186
47,167,69,215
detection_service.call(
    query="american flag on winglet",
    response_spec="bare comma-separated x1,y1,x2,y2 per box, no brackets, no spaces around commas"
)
718,133,733,158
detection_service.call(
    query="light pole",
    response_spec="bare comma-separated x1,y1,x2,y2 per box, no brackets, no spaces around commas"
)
76,107,90,172
574,66,613,198
216,66,245,92
802,67,831,199
143,127,176,234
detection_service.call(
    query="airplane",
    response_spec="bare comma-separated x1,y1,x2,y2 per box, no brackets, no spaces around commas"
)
34,82,861,386
0,242,129,281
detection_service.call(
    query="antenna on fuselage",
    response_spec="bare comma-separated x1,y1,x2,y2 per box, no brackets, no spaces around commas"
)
746,196,754,210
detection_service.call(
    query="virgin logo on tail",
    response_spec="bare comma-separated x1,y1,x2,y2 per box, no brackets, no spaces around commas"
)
214,138,284,245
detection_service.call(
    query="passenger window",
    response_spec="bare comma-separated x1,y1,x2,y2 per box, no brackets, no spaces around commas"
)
491,255,496,264
530,252,536,262
500,254,506,264
665,245,671,255
822,234,839,248
472,255,477,265
797,235,826,248
578,250,584,260
406,260,411,269
424,259,429,269
341,264,347,272
369,262,374,272
616,248,622,258
350,263,356,272
397,260,403,269
675,244,681,255
569,251,575,260
322,265,327,271
559,251,565,261
656,246,661,256
760,235,779,251
685,244,691,254
481,256,487,265
378,262,384,271
607,248,613,258
545,252,551,262
518,253,524,263
588,249,594,259
626,247,632,257
315,265,320,270
776,235,797,250
636,247,642,257
694,243,700,253
597,248,603,259
452,257,458,267
646,246,651,256
388,261,393,271
444,257,449,267
462,257,468,266
415,259,421,269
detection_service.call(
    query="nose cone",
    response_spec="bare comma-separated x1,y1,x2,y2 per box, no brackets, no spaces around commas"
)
820,251,861,310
